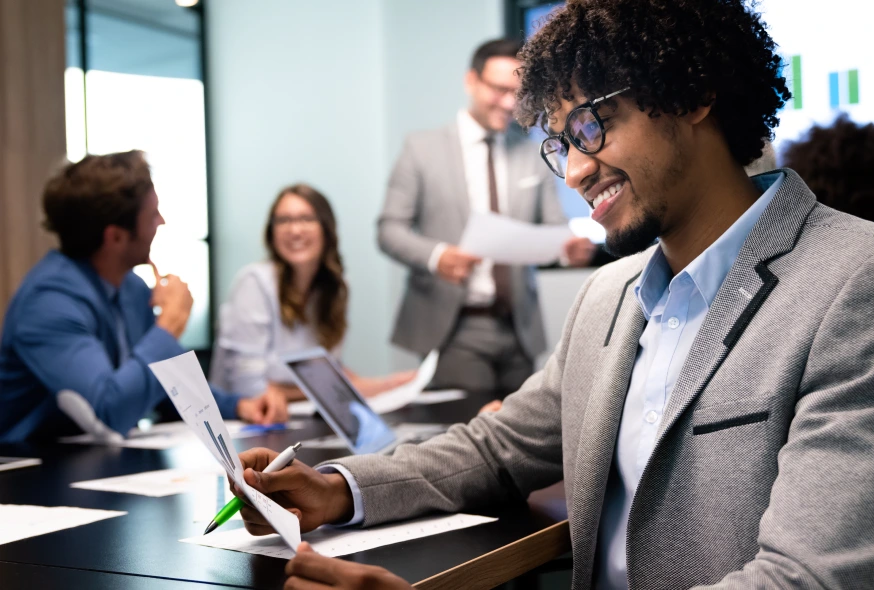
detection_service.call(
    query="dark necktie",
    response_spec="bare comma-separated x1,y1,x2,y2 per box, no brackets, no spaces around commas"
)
109,291,130,366
485,135,512,316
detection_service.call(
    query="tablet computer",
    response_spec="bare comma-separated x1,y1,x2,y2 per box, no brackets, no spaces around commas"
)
284,348,397,454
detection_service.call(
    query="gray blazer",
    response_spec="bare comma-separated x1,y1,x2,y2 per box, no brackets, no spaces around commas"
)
334,170,874,589
377,122,567,358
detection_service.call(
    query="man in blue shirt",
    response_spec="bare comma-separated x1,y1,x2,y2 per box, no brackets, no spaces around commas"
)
220,2,874,589
0,150,285,442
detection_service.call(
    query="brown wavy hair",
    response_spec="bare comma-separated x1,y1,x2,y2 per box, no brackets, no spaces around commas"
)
43,150,154,258
264,184,347,350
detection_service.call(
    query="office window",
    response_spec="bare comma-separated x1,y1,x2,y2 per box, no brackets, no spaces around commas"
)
65,0,211,350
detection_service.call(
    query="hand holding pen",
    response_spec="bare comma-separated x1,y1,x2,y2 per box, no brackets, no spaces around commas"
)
228,445,356,536
206,442,301,534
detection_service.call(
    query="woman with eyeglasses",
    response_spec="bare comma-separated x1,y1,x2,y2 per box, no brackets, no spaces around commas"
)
210,183,415,402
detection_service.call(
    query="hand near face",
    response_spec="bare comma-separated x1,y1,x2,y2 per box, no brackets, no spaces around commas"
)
436,246,482,284
562,236,597,267
150,261,194,338
231,447,355,534
284,542,412,590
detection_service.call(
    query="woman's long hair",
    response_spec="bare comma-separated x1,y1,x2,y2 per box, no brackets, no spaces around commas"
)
263,184,347,350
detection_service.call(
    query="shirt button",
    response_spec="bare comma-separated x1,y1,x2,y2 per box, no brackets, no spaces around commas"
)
667,317,680,329
645,410,659,424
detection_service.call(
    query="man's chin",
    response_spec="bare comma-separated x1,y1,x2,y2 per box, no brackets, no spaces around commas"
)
603,217,661,258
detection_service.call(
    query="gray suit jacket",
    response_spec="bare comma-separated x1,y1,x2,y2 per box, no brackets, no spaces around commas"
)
378,122,567,358
334,170,874,589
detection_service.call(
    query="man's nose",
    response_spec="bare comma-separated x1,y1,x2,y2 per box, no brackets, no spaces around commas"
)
565,148,599,192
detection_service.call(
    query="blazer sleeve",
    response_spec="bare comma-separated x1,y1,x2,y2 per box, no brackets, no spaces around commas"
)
13,288,185,434
696,254,874,589
377,137,444,271
324,268,602,527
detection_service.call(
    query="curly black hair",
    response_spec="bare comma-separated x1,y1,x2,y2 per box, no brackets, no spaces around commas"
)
782,114,874,223
516,0,791,166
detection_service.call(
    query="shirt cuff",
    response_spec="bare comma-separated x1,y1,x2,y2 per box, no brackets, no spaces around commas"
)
427,242,449,274
316,464,364,526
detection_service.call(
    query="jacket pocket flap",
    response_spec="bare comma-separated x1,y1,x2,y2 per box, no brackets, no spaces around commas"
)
692,396,773,435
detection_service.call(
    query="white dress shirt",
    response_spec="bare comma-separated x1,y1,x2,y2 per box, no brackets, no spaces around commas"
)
211,261,342,396
427,110,510,306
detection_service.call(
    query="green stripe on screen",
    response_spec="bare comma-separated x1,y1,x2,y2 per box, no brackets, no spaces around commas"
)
848,69,860,104
792,55,803,109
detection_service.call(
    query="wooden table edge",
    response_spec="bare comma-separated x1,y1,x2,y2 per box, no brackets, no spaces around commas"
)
412,519,571,590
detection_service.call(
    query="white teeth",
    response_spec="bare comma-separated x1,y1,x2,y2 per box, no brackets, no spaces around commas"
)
591,181,624,209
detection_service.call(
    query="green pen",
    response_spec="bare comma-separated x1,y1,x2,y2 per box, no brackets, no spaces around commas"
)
204,442,301,535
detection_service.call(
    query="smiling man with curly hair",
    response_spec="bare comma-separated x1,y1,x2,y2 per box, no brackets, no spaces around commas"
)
233,2,874,589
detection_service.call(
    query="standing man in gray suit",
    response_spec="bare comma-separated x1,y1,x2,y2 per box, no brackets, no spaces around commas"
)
378,38,597,396
234,2,874,589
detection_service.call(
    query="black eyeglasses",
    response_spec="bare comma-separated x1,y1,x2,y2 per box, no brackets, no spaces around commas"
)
539,87,630,178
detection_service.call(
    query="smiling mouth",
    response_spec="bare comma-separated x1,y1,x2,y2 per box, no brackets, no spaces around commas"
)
586,178,627,223
283,241,311,252
591,181,624,209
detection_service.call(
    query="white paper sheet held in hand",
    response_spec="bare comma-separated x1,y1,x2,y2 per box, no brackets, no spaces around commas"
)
148,352,301,552
459,211,573,265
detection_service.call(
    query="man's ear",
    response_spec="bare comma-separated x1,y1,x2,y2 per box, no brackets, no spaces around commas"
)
685,98,714,126
102,225,127,250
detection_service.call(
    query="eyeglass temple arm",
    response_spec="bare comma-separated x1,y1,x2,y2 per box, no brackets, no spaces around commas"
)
591,86,631,106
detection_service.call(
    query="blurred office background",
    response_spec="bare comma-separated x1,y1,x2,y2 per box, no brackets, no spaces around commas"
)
2,0,871,376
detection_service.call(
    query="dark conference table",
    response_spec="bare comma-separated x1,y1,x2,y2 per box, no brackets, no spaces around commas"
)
0,393,570,589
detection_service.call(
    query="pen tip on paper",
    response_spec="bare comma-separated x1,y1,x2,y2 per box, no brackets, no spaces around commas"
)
204,520,219,535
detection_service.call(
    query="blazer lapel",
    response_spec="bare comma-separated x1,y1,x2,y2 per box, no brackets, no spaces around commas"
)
445,123,470,223
657,170,817,438
569,270,645,587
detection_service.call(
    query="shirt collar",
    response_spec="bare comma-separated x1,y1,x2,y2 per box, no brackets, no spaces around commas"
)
635,171,785,319
457,109,504,146
99,276,120,303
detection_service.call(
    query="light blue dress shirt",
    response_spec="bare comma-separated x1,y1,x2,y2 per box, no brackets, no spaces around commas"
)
594,172,784,589
328,173,785,562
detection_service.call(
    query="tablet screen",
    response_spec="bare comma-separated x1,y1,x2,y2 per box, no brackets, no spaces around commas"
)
287,356,395,454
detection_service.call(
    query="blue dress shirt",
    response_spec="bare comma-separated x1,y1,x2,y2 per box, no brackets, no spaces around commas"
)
0,251,242,442
594,172,784,589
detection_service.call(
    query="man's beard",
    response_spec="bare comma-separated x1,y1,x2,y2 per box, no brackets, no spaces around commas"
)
603,208,662,257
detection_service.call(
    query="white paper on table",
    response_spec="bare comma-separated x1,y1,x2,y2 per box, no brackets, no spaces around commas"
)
0,504,126,545
287,399,317,416
71,466,224,498
181,513,497,559
69,467,241,522
287,351,440,417
410,389,467,405
458,212,573,265
149,352,302,552
58,420,302,449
